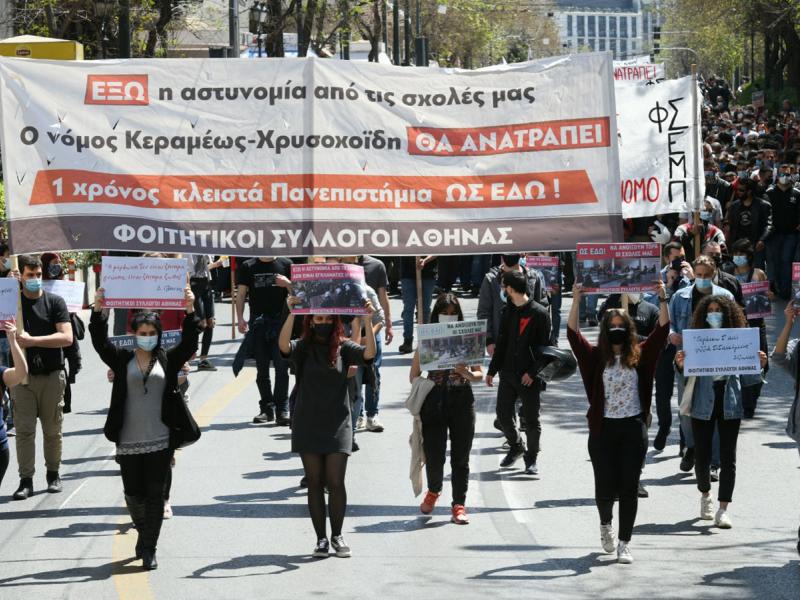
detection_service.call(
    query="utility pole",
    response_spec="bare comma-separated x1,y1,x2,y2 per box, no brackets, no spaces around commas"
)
403,0,411,65
229,0,240,57
118,0,131,58
413,0,426,66
392,1,400,64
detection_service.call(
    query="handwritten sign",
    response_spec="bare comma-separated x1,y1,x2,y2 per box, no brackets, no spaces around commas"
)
102,257,186,309
741,281,771,319
291,263,367,315
418,319,487,371
110,330,181,350
683,328,760,377
42,279,86,312
0,278,19,322
576,243,661,294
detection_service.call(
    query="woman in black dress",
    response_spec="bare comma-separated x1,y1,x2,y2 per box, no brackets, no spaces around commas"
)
279,295,376,559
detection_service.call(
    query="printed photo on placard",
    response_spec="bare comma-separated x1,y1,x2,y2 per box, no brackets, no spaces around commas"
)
524,254,559,293
741,281,771,319
418,319,487,372
792,263,800,315
291,263,368,315
576,243,661,294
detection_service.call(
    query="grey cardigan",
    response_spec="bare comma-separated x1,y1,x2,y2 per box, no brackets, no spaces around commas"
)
771,338,800,445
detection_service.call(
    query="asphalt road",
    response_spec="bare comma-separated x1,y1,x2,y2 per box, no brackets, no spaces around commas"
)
0,295,798,600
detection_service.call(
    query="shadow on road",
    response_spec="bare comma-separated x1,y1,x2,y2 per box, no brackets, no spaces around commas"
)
188,554,318,577
470,552,612,580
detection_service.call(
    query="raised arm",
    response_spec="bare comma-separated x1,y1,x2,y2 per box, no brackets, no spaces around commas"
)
89,288,125,367
567,282,582,332
169,286,200,365
279,296,299,355
1,321,27,388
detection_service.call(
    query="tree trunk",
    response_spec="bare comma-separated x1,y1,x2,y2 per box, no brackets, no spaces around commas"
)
300,0,317,56
266,0,286,57
144,0,174,58
370,0,381,62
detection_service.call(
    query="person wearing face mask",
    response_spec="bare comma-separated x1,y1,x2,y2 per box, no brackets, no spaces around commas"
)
9,255,74,501
568,280,669,564
765,164,800,299
279,295,376,559
486,270,551,473
675,296,766,529
728,239,770,418
724,179,772,269
91,285,200,570
672,202,726,263
668,256,733,473
704,159,733,211
701,242,743,306
409,293,483,524
41,252,84,415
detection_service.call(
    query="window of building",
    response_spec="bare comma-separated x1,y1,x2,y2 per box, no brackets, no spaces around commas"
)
567,14,572,37
632,17,637,38
620,39,628,56
578,38,584,48
588,15,596,37
599,39,606,51
588,38,596,51
577,15,585,37
643,13,650,36
599,16,606,38
610,16,617,38
610,38,617,59
620,16,628,38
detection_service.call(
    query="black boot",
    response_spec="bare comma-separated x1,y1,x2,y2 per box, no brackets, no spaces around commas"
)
139,495,165,570
398,337,413,354
141,548,158,570
125,495,147,559
12,478,33,501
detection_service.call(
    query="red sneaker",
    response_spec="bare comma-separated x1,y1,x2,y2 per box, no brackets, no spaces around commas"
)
420,490,441,514
451,504,469,525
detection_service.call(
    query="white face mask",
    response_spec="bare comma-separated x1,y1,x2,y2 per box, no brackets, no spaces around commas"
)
438,314,458,323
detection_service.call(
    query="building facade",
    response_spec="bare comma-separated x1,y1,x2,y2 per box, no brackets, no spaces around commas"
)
553,0,663,60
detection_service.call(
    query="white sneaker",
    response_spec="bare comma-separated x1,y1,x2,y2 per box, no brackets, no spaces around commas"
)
163,501,173,519
714,508,732,529
366,416,384,432
355,416,366,431
600,523,617,554
617,541,634,564
700,495,714,520
710,466,720,482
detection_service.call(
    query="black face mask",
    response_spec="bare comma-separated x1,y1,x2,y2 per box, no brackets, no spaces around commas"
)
710,254,722,267
607,327,627,345
48,264,63,279
313,323,335,340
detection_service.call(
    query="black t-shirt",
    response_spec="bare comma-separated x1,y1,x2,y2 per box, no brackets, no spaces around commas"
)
21,291,70,375
360,255,389,293
399,257,436,280
236,258,293,319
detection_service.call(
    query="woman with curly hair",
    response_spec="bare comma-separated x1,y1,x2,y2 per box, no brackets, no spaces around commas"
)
279,295,376,559
675,295,766,529
568,279,669,564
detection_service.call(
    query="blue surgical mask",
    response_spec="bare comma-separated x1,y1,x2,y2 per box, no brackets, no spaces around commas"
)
706,312,724,329
1,258,11,271
136,336,158,351
24,278,42,293
694,277,712,290
699,210,712,222
732,255,748,267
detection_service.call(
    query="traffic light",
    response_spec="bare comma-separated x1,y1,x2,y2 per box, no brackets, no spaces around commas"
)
653,25,661,54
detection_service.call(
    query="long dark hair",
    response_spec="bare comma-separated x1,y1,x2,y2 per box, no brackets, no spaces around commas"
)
598,308,640,368
130,311,164,352
301,315,345,367
691,295,746,329
430,293,464,322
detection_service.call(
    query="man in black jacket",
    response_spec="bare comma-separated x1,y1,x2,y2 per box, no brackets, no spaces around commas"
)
486,270,551,474
725,179,772,269
702,242,744,307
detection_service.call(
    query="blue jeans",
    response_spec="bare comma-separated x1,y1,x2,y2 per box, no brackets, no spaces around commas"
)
580,295,598,321
766,232,798,296
470,256,491,288
352,335,383,422
401,278,435,340
549,293,562,345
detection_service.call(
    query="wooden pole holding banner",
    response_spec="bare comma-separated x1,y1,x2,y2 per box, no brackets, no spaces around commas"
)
416,256,424,327
230,256,236,339
691,63,702,258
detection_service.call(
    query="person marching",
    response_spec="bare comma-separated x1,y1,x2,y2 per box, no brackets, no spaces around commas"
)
90,285,201,570
0,320,29,492
186,254,224,371
409,293,483,524
567,280,669,564
279,293,377,559
675,295,765,529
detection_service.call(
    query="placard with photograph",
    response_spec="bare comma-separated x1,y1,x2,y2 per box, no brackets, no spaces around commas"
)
524,254,559,293
741,281,771,319
418,319,487,371
291,264,368,315
576,243,661,294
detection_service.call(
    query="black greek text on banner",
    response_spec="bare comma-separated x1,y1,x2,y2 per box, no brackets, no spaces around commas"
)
0,53,623,255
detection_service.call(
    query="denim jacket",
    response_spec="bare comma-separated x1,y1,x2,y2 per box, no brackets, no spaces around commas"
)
668,284,733,339
689,373,762,421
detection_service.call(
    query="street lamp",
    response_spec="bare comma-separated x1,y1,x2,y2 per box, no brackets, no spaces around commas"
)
249,2,268,57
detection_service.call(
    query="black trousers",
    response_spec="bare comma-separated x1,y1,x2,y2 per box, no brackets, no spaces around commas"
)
420,384,476,506
0,446,8,489
654,344,677,432
496,373,541,460
692,382,740,503
588,416,647,542
118,449,173,550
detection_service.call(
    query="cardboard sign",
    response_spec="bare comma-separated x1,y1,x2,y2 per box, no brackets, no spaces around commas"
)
0,278,19,323
42,279,86,312
101,256,186,309
741,281,771,319
576,243,661,294
683,328,761,376
418,319,487,371
291,263,367,315
524,255,559,292
109,329,182,350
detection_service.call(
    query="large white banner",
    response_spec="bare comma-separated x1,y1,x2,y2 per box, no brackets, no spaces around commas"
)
0,53,622,255
616,76,704,218
613,59,666,83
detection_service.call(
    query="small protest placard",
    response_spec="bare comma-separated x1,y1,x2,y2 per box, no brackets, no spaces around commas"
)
792,263,800,314
102,257,186,309
524,255,559,292
576,243,661,294
42,279,86,312
683,328,761,377
418,319,487,372
291,264,367,315
741,281,771,319
109,330,182,350
0,279,19,323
